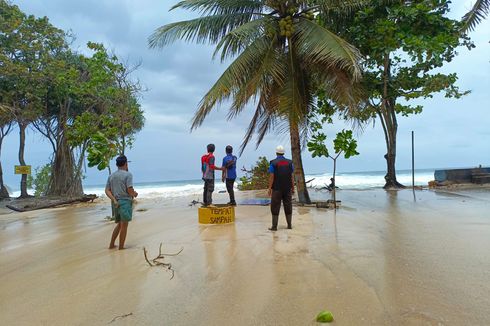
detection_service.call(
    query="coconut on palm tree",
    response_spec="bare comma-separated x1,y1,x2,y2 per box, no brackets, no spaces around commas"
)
149,0,364,204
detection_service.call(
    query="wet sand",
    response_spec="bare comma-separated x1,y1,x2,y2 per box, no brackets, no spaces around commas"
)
1,188,490,325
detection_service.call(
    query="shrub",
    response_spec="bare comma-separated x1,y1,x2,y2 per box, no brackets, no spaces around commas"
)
238,156,270,190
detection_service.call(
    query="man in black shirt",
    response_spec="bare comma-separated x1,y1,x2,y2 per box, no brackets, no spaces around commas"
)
267,145,295,231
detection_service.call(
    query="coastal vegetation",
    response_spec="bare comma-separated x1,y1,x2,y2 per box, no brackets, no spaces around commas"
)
238,156,270,191
0,1,144,199
150,0,476,198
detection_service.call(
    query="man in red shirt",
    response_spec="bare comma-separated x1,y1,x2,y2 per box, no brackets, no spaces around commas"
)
201,143,224,206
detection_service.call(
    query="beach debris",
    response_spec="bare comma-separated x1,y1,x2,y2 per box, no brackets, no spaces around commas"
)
316,310,334,323
108,312,133,324
143,243,184,280
6,194,97,212
136,208,148,212
189,199,202,206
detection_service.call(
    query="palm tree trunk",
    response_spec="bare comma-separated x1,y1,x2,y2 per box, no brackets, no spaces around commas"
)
18,121,29,198
289,121,311,204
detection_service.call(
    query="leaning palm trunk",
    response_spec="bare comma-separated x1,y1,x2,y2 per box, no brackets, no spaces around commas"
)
289,119,311,204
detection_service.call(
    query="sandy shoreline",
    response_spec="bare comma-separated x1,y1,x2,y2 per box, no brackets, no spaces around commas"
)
1,188,490,325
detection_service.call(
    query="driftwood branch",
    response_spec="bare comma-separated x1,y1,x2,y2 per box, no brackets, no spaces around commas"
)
6,195,97,212
143,243,183,280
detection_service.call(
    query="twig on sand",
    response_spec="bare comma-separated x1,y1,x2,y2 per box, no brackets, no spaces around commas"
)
142,243,183,280
143,247,153,267
108,312,133,324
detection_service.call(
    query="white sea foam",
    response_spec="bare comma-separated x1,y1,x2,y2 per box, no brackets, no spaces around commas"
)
307,170,434,189
9,169,435,199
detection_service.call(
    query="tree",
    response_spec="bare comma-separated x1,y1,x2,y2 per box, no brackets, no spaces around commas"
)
69,43,144,175
320,0,473,188
308,128,359,208
462,0,489,32
149,0,364,204
0,2,66,197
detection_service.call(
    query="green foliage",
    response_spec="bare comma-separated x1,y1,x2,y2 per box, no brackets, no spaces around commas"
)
86,132,119,171
324,0,474,118
66,43,145,171
0,1,67,122
27,164,52,197
308,129,359,160
238,156,270,191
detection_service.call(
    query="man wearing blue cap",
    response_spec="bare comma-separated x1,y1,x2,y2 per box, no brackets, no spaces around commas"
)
105,155,138,250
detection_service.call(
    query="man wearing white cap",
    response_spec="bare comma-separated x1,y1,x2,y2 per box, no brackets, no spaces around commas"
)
267,145,295,231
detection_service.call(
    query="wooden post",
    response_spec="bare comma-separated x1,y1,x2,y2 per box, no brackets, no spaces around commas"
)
412,131,415,189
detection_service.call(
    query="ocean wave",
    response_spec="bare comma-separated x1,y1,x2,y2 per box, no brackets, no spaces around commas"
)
9,170,434,199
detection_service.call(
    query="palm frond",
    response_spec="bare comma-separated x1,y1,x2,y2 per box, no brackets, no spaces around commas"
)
462,0,489,32
171,0,263,16
149,13,255,48
296,18,362,79
191,36,280,128
213,16,270,61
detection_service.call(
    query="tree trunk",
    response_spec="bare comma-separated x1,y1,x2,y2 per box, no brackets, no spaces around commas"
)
47,103,84,197
380,52,404,189
332,157,337,209
18,121,30,198
381,102,404,189
289,121,311,204
0,160,9,199
0,126,11,198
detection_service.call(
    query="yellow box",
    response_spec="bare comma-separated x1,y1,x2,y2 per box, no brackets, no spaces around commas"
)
14,165,31,175
198,206,235,224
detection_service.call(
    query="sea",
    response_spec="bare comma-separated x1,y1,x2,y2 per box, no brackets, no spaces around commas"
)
10,168,435,199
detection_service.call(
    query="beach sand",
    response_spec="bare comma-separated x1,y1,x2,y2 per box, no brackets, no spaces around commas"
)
1,188,489,325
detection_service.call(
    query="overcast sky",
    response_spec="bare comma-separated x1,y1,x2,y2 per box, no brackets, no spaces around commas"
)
2,0,489,187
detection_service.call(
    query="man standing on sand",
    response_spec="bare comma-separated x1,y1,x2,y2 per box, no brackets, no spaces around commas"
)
222,145,237,206
201,144,224,207
105,155,138,250
268,145,295,231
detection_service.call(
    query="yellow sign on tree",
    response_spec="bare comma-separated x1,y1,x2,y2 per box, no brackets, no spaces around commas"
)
14,165,31,175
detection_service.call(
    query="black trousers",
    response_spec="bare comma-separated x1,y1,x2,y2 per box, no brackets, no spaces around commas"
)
203,179,215,205
226,178,235,203
270,189,292,216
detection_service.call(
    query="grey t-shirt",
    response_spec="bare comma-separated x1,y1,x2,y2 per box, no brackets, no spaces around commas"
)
106,169,133,200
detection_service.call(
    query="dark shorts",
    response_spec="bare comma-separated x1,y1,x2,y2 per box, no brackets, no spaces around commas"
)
113,199,133,223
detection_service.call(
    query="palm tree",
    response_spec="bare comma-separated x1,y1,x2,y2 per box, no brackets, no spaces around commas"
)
462,0,489,32
149,0,363,204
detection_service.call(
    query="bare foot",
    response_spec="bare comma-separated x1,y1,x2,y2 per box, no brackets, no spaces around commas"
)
109,245,116,249
118,247,126,250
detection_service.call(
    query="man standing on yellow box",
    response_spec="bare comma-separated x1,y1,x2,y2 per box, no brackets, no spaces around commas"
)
268,145,294,231
201,144,224,207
